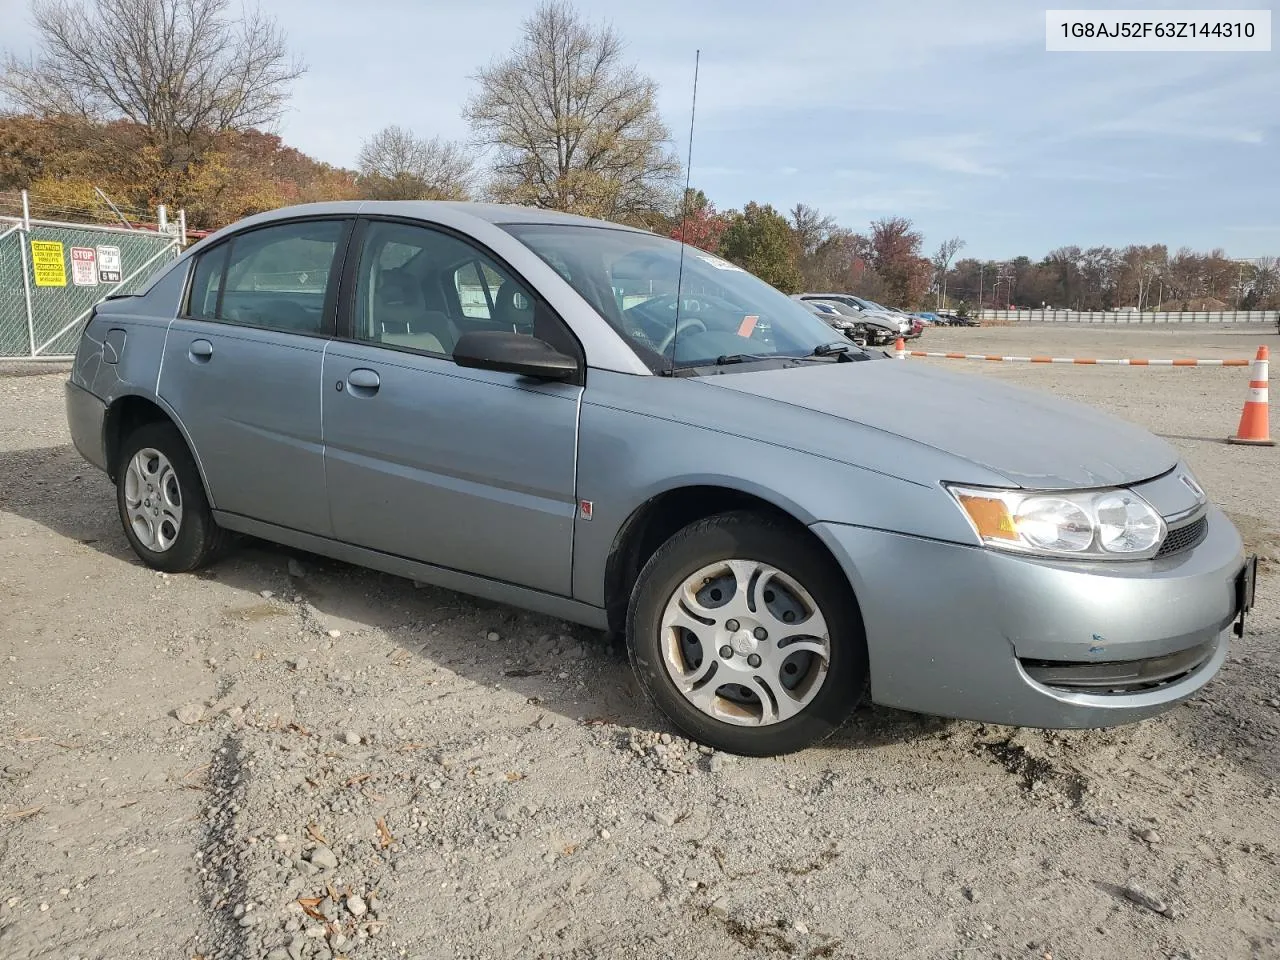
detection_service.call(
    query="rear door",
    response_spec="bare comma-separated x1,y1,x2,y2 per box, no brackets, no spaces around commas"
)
158,216,352,536
320,217,583,595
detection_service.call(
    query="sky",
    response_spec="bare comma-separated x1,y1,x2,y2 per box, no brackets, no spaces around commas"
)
1,0,1277,259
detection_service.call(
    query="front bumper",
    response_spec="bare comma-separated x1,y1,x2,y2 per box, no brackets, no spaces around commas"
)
812,504,1247,728
65,380,109,474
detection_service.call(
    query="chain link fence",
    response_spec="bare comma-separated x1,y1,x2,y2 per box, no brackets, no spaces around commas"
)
0,215,182,360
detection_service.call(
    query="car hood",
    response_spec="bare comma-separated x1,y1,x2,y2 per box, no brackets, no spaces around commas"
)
852,313,902,330
704,359,1178,488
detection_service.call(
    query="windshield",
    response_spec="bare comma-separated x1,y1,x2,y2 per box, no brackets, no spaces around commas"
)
501,223,861,372
818,300,862,318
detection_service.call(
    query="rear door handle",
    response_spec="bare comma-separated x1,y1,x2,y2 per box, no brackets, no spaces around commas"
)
346,368,380,396
189,339,213,362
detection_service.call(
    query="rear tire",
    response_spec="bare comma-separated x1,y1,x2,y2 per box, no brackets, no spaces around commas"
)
626,510,869,757
116,420,229,572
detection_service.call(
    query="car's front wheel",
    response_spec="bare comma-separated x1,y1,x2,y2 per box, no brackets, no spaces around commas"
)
116,421,228,572
626,511,869,756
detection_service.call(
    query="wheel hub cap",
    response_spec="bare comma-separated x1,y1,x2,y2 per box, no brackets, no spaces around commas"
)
729,628,757,657
659,559,831,727
123,447,183,553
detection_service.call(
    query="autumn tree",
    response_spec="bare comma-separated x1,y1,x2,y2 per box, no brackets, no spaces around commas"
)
668,188,729,253
463,0,681,223
869,216,931,308
718,202,802,293
1,0,305,203
356,125,473,200
0,114,357,228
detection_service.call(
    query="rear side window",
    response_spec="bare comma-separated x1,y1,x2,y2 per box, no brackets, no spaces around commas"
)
185,219,346,334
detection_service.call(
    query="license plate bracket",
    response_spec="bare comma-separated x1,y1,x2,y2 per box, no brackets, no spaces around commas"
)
1233,554,1258,637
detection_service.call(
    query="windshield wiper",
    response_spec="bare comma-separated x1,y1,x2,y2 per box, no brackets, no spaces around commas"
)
714,353,767,365
810,342,850,356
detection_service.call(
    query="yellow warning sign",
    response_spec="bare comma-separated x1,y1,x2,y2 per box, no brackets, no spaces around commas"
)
31,240,66,287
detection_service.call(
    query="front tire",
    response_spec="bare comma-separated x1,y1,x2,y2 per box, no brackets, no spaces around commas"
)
626,511,869,756
116,421,228,572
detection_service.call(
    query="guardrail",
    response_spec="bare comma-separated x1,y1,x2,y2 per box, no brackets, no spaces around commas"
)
976,308,1278,324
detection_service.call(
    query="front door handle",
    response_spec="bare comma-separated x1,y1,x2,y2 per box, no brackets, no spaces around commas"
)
346,368,380,396
189,339,213,363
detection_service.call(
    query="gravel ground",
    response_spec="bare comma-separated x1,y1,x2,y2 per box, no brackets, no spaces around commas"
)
1,323,1277,960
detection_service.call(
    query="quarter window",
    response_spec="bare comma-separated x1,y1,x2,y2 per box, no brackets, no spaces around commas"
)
187,244,227,320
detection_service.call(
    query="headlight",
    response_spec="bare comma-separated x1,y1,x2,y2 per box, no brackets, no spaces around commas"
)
946,484,1167,559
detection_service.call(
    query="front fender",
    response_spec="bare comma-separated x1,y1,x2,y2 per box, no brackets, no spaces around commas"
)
570,377,982,607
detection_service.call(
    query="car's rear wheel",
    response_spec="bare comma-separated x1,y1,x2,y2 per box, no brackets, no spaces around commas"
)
626,510,869,756
116,421,228,572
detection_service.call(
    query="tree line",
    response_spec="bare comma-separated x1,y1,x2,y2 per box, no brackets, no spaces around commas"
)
1,0,1275,311
946,247,1278,313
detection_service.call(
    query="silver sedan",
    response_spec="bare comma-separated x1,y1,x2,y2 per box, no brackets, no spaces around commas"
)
64,201,1257,756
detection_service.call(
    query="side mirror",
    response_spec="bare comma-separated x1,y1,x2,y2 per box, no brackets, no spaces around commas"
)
452,330,579,382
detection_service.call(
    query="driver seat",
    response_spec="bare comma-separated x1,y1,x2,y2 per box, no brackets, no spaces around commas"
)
375,268,457,354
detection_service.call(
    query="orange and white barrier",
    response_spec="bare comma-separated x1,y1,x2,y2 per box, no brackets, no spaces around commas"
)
888,337,1273,449
1227,346,1273,446
895,345,1251,367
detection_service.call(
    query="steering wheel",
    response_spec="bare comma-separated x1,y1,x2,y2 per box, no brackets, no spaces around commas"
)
658,318,707,356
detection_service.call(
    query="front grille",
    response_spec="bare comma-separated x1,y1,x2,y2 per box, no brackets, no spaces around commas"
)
1155,515,1208,558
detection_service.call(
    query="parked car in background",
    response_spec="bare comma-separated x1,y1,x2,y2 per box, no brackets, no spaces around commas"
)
798,300,868,345
835,294,924,341
856,298,924,339
64,200,1256,757
937,311,980,327
797,298,895,347
795,293,910,344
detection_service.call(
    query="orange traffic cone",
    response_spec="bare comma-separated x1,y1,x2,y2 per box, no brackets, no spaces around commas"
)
894,337,906,359
1227,345,1274,446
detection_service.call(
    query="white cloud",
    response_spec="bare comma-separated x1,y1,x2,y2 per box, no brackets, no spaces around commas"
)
895,136,1005,177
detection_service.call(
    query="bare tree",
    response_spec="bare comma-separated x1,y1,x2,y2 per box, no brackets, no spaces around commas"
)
357,125,474,201
931,236,965,310
463,0,681,223
1,0,304,164
789,203,837,259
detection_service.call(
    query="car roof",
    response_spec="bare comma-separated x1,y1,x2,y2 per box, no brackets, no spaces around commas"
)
219,200,652,232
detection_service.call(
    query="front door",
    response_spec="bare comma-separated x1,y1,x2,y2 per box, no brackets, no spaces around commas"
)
321,218,583,596
158,217,351,536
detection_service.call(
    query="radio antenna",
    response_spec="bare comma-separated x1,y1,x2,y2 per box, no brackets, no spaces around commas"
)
668,49,700,376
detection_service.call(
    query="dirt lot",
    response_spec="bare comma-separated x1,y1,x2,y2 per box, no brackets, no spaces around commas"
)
1,323,1277,960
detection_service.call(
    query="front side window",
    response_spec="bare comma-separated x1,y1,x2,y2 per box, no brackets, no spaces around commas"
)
350,220,580,361
192,219,345,333
501,224,864,373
